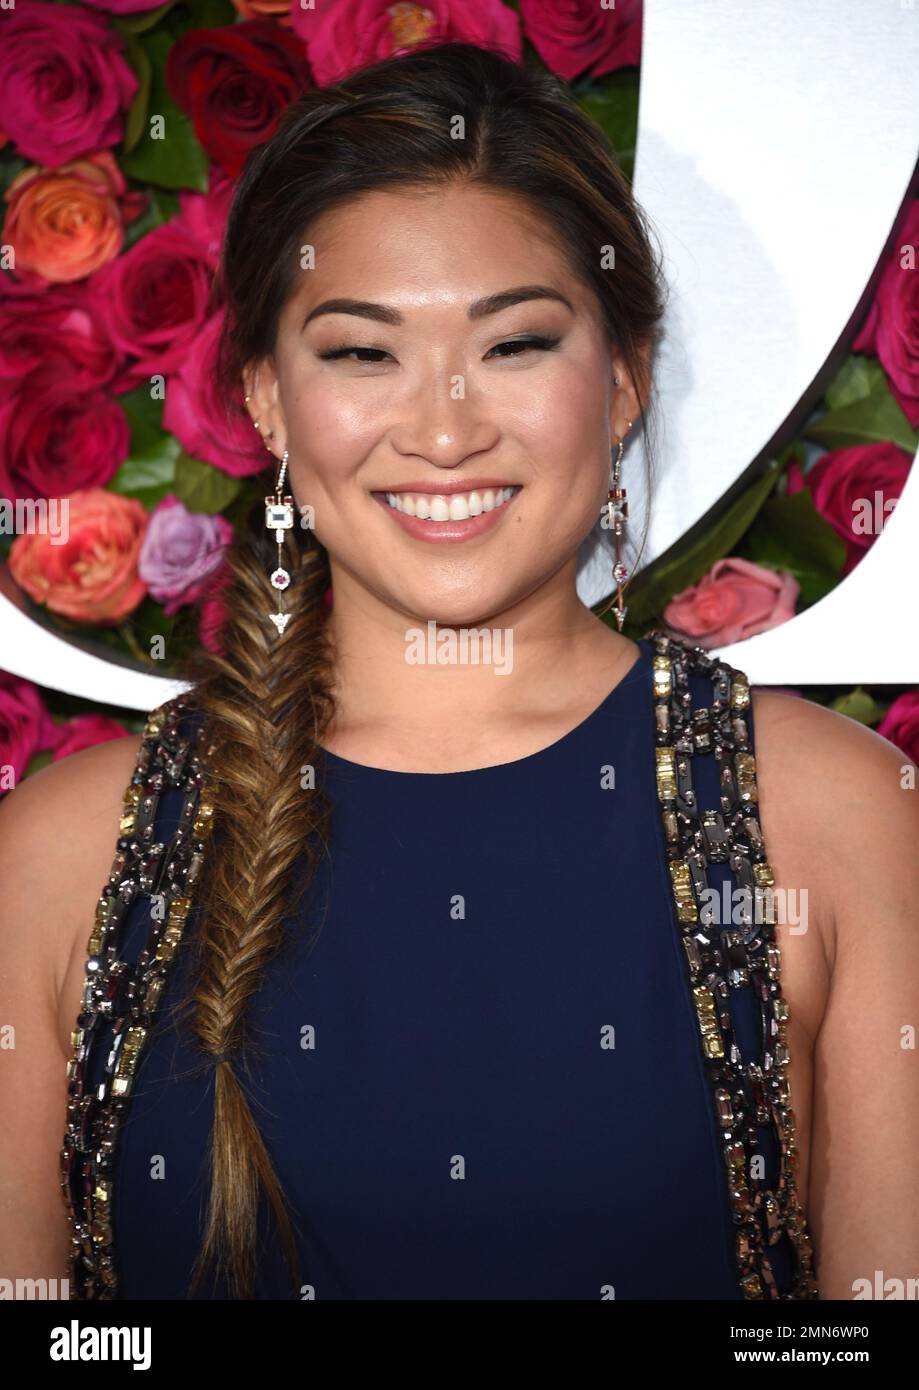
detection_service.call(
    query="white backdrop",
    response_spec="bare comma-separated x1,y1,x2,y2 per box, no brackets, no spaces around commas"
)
1,0,918,708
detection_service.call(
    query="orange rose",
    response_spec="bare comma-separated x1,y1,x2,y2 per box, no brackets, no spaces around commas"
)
9,488,148,625
230,0,292,21
3,151,146,285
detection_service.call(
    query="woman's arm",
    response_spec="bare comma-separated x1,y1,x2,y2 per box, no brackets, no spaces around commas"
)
0,735,142,1295
797,704,919,1299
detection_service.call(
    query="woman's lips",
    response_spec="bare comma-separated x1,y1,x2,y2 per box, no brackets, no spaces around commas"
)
371,487,522,542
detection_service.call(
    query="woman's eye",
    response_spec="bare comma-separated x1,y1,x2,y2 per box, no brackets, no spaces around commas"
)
317,345,391,363
486,335,562,359
317,334,562,364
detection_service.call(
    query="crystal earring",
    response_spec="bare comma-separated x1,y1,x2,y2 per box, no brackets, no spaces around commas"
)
264,450,294,635
605,418,632,632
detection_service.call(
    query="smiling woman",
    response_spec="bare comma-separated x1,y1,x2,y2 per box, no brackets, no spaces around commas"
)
1,38,917,1309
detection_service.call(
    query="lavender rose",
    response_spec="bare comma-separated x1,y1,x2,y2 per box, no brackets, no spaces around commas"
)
138,495,234,616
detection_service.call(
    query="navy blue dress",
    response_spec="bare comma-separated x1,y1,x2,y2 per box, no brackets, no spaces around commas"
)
61,633,816,1299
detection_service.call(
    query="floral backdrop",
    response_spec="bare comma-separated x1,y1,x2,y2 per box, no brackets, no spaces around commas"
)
0,0,917,793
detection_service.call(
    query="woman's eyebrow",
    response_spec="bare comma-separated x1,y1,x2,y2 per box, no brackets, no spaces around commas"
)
301,284,574,331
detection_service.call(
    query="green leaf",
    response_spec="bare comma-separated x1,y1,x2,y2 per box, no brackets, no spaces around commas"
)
121,30,153,154
734,487,846,608
174,451,242,514
165,0,237,36
114,1,178,35
830,687,883,726
119,29,209,192
805,367,919,455
22,749,54,779
609,459,782,630
110,386,180,507
576,69,640,181
823,354,880,411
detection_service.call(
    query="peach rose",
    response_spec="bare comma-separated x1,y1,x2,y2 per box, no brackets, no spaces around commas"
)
9,487,148,624
231,0,291,23
663,557,799,649
2,151,147,285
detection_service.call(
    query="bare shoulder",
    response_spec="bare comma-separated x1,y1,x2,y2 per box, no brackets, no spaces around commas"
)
0,733,144,1051
750,686,919,963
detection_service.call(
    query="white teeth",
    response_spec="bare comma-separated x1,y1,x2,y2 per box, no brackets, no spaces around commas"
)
383,486,518,521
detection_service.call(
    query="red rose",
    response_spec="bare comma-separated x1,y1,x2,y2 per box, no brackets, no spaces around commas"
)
166,20,311,179
876,689,919,768
0,669,58,792
663,557,799,649
0,366,129,504
786,443,913,576
0,281,126,398
163,312,265,476
89,217,216,386
853,198,919,429
518,0,642,81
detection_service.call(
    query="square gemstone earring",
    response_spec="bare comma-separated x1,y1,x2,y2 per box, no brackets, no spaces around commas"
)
264,450,294,635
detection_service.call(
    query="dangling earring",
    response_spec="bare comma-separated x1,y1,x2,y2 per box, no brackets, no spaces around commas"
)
264,450,294,635
604,390,633,631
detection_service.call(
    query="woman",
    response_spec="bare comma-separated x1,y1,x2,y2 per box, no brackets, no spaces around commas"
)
1,41,917,1303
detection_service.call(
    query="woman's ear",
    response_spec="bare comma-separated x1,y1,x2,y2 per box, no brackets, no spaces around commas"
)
242,360,288,458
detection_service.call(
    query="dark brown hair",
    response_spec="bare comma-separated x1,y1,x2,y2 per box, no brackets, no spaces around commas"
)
178,38,666,1298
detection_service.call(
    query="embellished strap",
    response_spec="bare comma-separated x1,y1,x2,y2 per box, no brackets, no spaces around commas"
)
59,694,216,1300
646,628,818,1299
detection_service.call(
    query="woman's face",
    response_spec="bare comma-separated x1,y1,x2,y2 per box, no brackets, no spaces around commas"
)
248,182,639,628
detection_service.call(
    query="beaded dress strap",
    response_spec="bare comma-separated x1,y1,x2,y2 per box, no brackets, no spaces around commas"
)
645,628,819,1299
59,694,215,1300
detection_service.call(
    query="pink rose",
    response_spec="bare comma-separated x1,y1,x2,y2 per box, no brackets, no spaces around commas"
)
0,281,126,397
89,218,216,386
0,366,129,503
518,0,643,81
853,198,919,428
292,0,522,86
787,443,913,576
80,0,176,10
0,1,138,168
173,169,236,269
663,557,799,649
0,669,58,792
9,487,148,625
876,689,919,768
163,312,266,476
51,713,133,762
138,495,234,615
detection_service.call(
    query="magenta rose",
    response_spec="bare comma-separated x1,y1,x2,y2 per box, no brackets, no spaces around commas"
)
876,689,919,767
786,443,913,575
0,1,138,169
853,197,919,429
89,218,216,386
166,20,312,178
51,713,133,762
198,563,233,655
163,312,265,476
0,670,58,791
138,495,235,615
663,557,799,649
0,282,127,398
173,169,236,270
292,0,522,85
519,0,642,81
0,367,129,504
